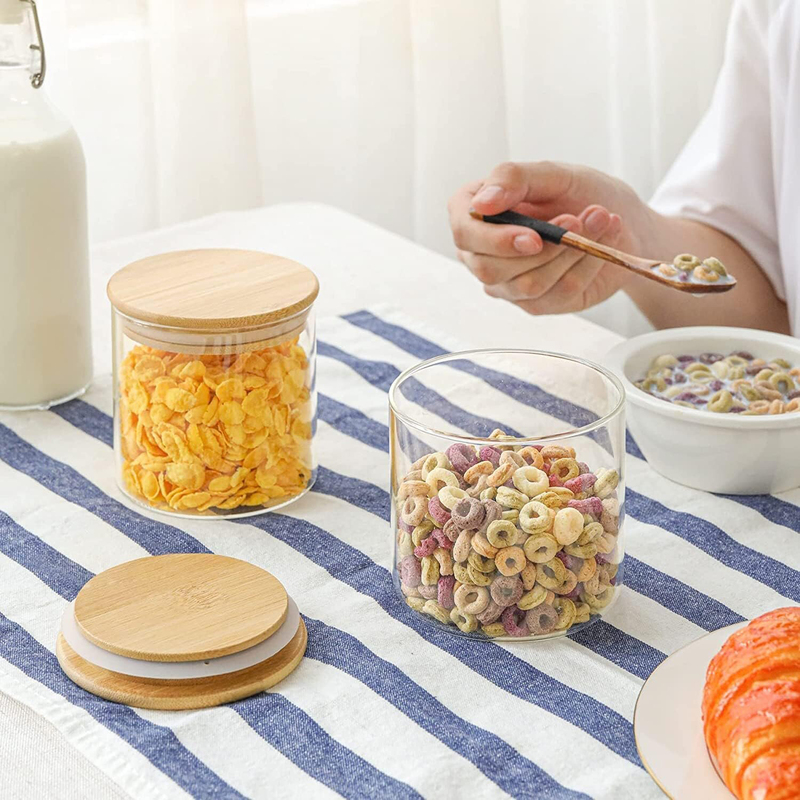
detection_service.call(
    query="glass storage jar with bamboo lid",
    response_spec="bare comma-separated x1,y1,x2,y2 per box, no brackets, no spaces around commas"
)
107,249,319,518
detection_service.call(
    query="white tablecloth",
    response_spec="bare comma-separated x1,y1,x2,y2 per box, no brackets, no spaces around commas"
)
2,203,797,799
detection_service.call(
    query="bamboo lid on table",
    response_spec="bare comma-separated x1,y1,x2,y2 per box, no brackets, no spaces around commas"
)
74,554,288,662
57,554,307,710
56,620,307,711
107,249,319,330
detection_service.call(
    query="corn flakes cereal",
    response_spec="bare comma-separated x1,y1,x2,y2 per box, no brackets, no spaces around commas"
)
118,340,313,515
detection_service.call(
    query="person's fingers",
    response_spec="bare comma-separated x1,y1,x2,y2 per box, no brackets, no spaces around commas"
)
514,216,624,315
578,205,612,239
482,212,617,301
470,161,575,217
449,180,544,256
457,215,583,285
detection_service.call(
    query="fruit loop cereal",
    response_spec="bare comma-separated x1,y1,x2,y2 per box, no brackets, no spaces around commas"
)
635,351,800,415
118,341,314,514
395,430,622,639
651,254,734,285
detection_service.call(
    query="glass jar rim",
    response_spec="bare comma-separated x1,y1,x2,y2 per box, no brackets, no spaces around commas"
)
388,348,626,445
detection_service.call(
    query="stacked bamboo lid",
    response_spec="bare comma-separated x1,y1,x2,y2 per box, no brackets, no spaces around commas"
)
56,554,306,709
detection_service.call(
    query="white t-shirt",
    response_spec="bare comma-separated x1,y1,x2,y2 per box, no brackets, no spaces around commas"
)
651,0,798,334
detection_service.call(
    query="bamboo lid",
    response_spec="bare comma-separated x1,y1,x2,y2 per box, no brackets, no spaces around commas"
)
73,554,289,662
107,249,319,331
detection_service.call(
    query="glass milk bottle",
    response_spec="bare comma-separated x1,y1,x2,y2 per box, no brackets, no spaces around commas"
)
0,0,92,409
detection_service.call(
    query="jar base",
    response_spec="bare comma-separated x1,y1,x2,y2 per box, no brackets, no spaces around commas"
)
0,381,91,412
395,577,620,643
117,474,316,520
402,601,607,642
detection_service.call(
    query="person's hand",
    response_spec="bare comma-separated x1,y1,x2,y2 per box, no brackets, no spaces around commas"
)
448,161,647,314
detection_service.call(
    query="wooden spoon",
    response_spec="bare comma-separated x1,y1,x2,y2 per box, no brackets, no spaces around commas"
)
469,209,736,294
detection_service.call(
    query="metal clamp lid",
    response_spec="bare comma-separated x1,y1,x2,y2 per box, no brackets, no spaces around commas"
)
21,0,45,88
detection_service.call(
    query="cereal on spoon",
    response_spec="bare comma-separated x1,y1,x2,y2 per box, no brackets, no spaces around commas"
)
654,254,733,285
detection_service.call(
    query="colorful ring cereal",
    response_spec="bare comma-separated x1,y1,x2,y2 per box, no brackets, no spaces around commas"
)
486,519,518,548
454,584,490,615
421,452,452,479
433,548,454,576
525,603,559,635
519,501,552,534
535,557,568,590
673,253,701,270
397,480,429,501
401,495,428,526
501,606,529,637
495,486,529,510
446,443,480,474
438,575,456,609
487,462,515,487
552,507,584,546
467,552,496,573
553,598,577,630
512,466,550,497
464,461,494,484
418,584,438,600
520,563,537,591
420,556,440,585
471,532,498,559
479,446,502,466
453,530,472,563
476,599,503,625
467,565,494,586
394,431,623,639
636,350,800,414
422,600,451,625
549,458,580,482
523,533,559,564
490,575,523,607
426,468,459,492
450,607,479,633
518,446,545,469
451,496,486,530
500,450,526,469
517,583,548,610
477,499,503,532
438,486,467,510
494,546,526,576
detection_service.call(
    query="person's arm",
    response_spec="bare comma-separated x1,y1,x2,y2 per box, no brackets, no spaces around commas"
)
449,0,788,333
448,160,789,332
641,0,786,331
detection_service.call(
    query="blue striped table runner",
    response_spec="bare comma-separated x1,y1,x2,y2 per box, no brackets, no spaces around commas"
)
1,306,798,800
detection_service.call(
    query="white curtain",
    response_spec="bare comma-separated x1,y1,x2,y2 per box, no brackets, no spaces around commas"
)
40,0,733,336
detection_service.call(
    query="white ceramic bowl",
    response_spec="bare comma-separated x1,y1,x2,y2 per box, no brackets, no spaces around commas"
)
606,326,800,495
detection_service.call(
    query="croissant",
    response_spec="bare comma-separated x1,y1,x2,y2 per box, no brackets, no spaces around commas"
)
702,607,800,800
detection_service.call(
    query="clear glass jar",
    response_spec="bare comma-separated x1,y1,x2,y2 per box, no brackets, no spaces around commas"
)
108,249,318,518
389,350,626,641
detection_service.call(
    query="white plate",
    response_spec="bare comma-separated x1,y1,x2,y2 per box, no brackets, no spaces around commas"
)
634,622,745,799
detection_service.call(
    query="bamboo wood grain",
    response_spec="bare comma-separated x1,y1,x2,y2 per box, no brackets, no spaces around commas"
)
56,619,307,710
107,249,320,329
73,555,288,662
470,210,737,295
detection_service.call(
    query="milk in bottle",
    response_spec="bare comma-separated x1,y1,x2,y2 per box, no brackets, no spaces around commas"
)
0,0,92,408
